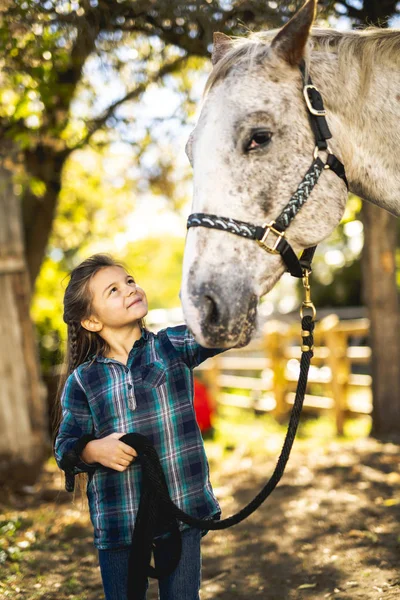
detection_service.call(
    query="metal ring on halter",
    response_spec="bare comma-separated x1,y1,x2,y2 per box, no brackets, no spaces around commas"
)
313,145,333,169
300,302,317,322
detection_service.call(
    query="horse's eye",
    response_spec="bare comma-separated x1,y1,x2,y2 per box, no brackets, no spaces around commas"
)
245,130,272,152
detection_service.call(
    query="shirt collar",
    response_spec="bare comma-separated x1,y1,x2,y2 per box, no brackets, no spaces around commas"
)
92,328,149,363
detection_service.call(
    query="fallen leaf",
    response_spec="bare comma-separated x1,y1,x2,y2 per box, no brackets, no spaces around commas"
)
382,498,400,507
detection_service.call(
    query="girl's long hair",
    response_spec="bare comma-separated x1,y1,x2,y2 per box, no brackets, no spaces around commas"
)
52,253,146,502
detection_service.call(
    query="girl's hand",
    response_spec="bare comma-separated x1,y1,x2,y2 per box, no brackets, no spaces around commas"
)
81,432,138,472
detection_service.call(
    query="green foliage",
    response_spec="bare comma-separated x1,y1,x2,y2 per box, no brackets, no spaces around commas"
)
206,404,371,471
31,139,188,372
121,237,185,309
32,235,185,373
0,517,23,564
312,259,362,307
303,195,364,308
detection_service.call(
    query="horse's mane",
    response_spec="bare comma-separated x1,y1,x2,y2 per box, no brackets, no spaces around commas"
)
206,26,400,94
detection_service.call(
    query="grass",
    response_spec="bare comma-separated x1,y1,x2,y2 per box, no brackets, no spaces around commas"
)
205,404,372,467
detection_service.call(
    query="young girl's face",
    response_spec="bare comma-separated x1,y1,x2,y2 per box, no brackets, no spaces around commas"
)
86,266,148,330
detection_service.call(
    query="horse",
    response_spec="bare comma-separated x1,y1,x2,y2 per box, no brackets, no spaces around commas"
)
180,0,400,349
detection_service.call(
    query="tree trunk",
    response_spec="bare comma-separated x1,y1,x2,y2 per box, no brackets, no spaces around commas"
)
356,1,400,438
23,147,69,287
0,152,50,489
361,202,400,437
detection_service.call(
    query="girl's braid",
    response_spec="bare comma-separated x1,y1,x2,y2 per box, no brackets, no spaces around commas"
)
68,321,80,374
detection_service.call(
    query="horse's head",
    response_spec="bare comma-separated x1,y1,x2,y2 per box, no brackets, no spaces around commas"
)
181,0,348,347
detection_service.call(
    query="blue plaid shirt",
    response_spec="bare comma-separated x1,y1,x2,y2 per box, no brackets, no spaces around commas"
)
54,325,225,550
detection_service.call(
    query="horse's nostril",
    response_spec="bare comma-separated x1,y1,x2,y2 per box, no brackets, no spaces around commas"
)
204,294,219,325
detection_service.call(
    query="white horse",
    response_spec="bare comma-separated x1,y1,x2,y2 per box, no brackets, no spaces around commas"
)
180,0,400,348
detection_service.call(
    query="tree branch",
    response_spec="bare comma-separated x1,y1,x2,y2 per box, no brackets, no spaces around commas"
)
71,55,187,150
334,0,398,25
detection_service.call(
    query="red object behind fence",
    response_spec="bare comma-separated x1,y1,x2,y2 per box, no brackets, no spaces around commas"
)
193,377,214,433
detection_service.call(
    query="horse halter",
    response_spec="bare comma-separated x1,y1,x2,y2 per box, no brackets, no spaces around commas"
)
186,62,348,287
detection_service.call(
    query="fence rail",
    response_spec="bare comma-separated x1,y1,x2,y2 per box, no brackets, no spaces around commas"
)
195,314,371,434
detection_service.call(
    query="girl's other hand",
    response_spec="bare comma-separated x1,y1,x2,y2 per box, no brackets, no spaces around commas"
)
81,432,138,471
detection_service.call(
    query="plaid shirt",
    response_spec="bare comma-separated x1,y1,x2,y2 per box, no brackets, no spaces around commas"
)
54,325,225,550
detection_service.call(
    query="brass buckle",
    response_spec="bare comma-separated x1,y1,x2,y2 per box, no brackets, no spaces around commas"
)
257,221,285,254
303,85,327,117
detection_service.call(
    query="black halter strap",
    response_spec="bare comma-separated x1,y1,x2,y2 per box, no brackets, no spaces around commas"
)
187,63,348,278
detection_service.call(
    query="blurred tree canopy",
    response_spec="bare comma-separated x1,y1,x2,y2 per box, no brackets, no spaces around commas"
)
30,145,187,372
4,0,397,282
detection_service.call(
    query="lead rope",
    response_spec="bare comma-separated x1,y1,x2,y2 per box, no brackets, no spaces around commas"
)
123,279,316,600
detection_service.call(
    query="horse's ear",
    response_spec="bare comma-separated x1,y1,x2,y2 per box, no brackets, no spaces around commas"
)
270,0,317,66
212,32,232,65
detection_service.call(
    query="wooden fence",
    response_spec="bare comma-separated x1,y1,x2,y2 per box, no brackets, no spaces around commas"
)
194,314,372,435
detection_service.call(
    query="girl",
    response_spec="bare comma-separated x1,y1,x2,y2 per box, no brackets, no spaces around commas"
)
53,253,226,600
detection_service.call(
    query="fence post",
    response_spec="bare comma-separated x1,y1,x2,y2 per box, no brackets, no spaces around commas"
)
202,356,220,413
263,320,289,421
320,314,350,436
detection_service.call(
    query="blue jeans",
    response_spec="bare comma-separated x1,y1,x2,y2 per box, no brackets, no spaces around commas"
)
98,527,202,600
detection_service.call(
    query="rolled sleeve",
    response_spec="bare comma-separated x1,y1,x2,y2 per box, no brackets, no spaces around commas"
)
165,324,226,369
54,370,99,491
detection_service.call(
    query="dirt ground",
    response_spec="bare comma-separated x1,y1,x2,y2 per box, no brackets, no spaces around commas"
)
1,433,400,600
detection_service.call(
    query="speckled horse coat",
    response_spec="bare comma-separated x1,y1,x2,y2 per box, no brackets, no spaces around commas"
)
180,0,400,348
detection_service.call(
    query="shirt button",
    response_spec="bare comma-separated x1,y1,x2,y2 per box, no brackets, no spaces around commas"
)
128,384,132,389
125,368,129,373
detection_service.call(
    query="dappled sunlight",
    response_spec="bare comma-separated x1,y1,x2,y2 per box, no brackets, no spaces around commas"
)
1,410,399,599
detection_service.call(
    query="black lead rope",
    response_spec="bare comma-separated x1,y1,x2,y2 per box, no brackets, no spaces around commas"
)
120,316,315,600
